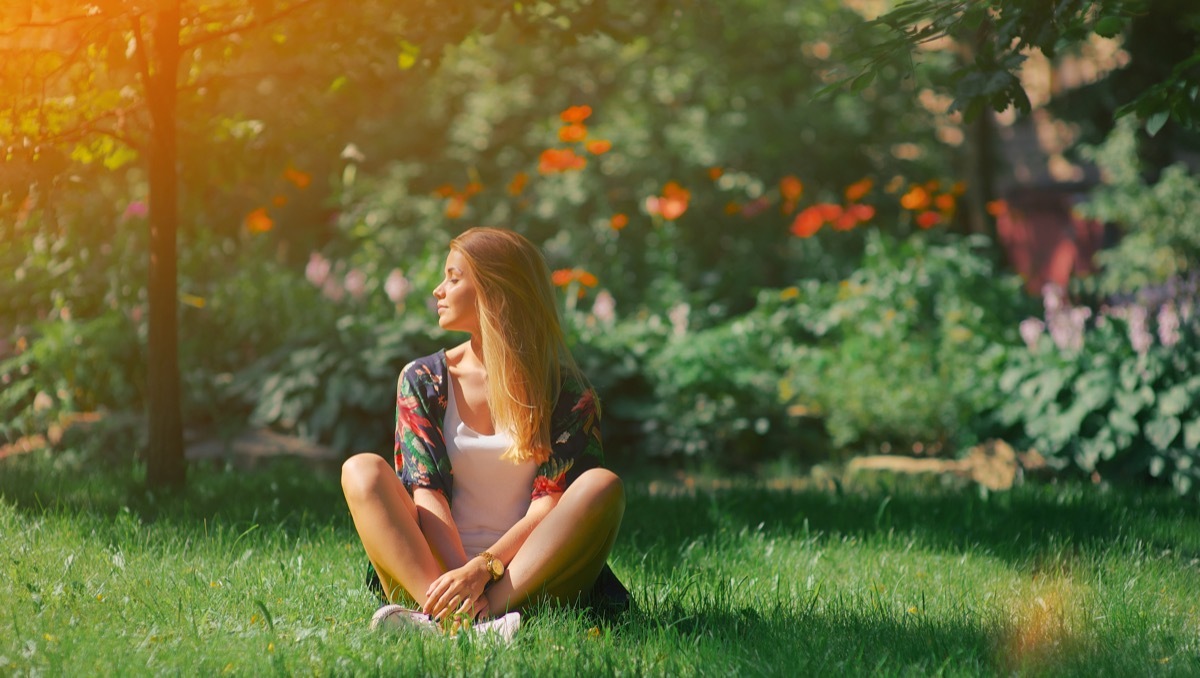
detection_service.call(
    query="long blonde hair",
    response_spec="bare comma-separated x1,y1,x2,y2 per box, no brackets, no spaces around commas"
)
450,227,586,465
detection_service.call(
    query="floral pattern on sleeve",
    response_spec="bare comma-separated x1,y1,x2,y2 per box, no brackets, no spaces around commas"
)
395,354,453,501
532,378,603,501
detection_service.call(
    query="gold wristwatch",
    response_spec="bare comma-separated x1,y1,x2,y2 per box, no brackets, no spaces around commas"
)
478,551,504,583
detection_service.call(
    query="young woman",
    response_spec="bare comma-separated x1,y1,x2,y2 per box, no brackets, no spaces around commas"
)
341,227,626,631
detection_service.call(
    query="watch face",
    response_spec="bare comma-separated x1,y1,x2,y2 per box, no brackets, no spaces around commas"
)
490,559,504,577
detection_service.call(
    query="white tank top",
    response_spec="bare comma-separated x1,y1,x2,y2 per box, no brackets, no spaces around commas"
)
445,381,537,556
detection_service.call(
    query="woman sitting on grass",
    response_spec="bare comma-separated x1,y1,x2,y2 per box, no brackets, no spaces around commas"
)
341,227,627,635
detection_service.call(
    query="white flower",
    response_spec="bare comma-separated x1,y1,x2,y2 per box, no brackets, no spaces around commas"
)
668,303,690,338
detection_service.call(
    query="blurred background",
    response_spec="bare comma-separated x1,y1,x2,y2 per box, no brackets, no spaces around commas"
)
2,0,1199,496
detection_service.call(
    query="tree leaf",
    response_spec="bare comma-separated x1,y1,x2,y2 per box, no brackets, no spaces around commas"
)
1145,110,1169,137
851,70,876,93
1093,16,1125,38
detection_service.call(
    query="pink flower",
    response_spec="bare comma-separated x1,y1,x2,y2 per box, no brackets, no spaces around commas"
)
123,201,148,220
384,269,411,305
344,269,367,301
1019,318,1044,351
1157,302,1180,347
306,252,331,287
591,290,616,324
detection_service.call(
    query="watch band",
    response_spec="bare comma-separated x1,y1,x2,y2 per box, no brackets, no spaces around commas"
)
478,551,504,582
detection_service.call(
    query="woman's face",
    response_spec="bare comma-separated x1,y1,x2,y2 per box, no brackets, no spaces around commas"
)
432,249,480,333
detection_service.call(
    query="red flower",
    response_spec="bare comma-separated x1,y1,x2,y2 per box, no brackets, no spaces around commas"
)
915,211,942,229
790,206,824,238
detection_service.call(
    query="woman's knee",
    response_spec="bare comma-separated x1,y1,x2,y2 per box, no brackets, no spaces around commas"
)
571,468,625,516
341,452,394,501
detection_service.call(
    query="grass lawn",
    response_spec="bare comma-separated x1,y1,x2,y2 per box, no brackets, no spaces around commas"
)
2,449,1199,677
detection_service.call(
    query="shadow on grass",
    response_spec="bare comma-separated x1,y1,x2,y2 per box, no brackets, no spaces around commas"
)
0,448,353,537
4,447,1198,571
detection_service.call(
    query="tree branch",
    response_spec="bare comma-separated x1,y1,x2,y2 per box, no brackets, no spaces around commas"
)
179,0,323,51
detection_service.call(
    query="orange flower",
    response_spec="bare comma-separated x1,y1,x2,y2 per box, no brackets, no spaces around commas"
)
271,194,288,208
915,211,941,229
780,175,803,202
923,179,941,192
723,201,741,215
434,184,456,198
790,206,824,238
781,200,797,216
900,185,931,211
463,181,483,197
283,166,311,189
245,208,274,233
708,167,723,181
986,199,1009,217
647,181,690,220
445,196,466,219
950,181,967,196
560,105,592,123
538,148,587,174
832,211,857,231
559,124,587,143
507,172,528,196
551,269,575,286
609,213,628,231
934,193,956,213
844,178,874,202
585,139,612,155
577,271,598,287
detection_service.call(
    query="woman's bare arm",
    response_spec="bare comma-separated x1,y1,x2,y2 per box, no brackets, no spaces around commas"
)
413,487,468,571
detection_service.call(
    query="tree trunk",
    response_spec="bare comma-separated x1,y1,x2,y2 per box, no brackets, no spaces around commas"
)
144,2,185,489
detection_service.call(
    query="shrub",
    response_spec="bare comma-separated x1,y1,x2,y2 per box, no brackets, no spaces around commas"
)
774,231,1031,453
995,280,1200,496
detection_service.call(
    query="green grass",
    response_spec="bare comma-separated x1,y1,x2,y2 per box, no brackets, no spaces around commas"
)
2,450,1199,676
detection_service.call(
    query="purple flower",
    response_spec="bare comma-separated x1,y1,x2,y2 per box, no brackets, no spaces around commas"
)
1157,302,1180,348
1128,306,1152,354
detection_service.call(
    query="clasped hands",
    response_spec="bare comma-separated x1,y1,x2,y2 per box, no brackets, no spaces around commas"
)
422,556,491,622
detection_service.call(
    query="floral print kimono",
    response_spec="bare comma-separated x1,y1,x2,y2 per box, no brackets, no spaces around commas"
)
367,350,629,613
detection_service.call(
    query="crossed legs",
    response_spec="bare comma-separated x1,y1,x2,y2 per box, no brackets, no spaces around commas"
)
341,453,624,614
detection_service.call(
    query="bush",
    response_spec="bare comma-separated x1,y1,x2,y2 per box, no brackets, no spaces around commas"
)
774,231,1030,454
995,281,1200,496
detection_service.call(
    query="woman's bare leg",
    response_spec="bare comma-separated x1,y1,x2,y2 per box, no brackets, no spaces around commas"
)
486,468,625,612
341,453,443,606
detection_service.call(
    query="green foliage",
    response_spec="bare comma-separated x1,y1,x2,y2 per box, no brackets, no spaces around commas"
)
835,0,1199,131
996,306,1200,497
0,311,145,441
1077,117,1200,294
776,232,1029,452
227,313,444,454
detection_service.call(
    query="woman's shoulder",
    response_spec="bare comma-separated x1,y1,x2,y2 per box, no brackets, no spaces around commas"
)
398,349,448,391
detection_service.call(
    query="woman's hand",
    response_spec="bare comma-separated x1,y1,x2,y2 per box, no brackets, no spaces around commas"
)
423,558,489,621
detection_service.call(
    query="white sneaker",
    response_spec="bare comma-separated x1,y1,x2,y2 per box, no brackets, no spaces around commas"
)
471,611,521,644
369,604,436,632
